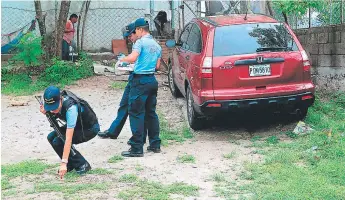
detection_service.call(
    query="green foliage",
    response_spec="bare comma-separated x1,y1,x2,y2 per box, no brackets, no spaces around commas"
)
2,53,94,96
272,0,323,16
11,32,43,67
108,155,124,163
1,160,53,178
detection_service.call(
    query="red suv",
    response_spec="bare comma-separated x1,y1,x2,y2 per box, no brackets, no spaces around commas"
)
165,14,315,130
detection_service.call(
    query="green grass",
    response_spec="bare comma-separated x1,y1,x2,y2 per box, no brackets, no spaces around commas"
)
1,160,54,178
119,174,139,183
2,189,17,197
177,154,196,163
108,155,124,163
211,173,227,182
1,177,14,190
34,182,109,194
118,180,199,200
88,168,114,175
236,93,345,199
135,164,144,171
159,113,194,146
223,151,236,159
111,81,128,89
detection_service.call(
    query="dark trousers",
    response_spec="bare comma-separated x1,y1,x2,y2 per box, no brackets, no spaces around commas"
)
47,123,100,169
62,40,70,61
108,74,148,143
128,75,161,153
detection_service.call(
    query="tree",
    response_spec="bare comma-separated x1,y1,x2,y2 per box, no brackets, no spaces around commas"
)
55,0,71,58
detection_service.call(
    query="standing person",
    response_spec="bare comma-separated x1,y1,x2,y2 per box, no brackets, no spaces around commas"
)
62,14,78,61
98,23,147,141
119,18,162,157
40,86,100,178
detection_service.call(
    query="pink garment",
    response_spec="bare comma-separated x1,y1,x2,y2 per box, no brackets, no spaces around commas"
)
63,20,74,44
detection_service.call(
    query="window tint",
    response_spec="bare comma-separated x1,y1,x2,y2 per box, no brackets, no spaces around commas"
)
213,23,299,57
178,24,193,50
186,24,202,53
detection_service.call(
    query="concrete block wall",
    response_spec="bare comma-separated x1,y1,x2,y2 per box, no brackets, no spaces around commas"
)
294,24,345,91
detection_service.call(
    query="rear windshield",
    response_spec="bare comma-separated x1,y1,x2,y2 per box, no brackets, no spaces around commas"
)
213,23,299,57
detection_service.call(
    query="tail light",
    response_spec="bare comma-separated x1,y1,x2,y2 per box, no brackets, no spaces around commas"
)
200,57,212,78
301,50,312,81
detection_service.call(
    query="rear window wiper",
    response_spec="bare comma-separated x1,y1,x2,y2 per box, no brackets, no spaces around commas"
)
256,47,292,52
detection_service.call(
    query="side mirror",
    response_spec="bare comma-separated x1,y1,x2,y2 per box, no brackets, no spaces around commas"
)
165,40,176,48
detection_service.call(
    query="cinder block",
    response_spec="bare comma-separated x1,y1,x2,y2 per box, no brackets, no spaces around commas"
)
318,32,328,44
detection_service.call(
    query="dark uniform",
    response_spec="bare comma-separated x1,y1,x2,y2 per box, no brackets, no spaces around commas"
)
121,18,162,157
43,86,99,173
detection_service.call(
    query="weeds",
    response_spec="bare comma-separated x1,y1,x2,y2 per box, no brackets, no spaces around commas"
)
177,154,196,163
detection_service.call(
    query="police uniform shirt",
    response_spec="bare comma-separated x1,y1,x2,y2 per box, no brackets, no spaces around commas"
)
132,34,162,74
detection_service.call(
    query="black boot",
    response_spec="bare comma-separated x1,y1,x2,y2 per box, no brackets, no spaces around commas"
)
147,146,161,153
98,130,117,139
75,161,91,175
121,148,143,157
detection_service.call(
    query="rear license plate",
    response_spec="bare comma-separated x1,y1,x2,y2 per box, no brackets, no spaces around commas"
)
249,64,271,77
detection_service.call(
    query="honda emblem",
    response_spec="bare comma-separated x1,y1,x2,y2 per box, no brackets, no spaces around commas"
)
256,56,264,64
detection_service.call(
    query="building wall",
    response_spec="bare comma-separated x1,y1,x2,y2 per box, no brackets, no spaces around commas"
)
294,24,345,91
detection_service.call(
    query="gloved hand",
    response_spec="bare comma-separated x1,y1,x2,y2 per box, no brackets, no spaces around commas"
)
117,53,126,60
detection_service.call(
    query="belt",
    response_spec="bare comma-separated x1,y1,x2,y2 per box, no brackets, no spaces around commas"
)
132,73,154,77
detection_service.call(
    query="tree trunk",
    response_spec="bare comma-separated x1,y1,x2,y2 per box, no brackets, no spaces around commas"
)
77,1,86,52
81,0,91,51
55,0,71,58
283,12,288,24
266,0,274,16
240,0,247,14
34,0,49,61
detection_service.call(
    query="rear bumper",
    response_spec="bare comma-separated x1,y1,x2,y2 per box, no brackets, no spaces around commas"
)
195,92,315,116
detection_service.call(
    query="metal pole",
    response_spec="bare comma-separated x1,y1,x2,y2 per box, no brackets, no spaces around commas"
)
309,7,311,28
171,0,175,29
150,0,155,31
341,0,344,23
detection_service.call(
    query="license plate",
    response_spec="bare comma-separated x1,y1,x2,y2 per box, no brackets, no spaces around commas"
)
249,64,271,77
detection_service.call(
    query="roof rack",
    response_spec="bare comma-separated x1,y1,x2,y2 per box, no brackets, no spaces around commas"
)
198,17,219,27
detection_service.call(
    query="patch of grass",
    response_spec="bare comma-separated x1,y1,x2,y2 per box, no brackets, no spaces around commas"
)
111,81,127,89
159,113,192,146
2,189,17,197
88,168,114,175
135,164,144,171
211,173,227,182
223,151,236,159
1,177,14,190
238,93,345,199
108,155,124,163
118,180,198,200
1,160,53,178
177,154,195,163
34,182,109,194
265,135,279,144
250,135,262,142
283,131,298,139
119,174,139,183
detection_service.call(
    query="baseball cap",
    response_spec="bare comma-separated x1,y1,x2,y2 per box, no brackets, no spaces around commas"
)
123,23,135,37
134,18,149,28
43,86,61,111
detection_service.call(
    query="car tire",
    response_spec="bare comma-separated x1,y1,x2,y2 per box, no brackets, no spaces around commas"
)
186,86,204,130
296,107,308,120
168,64,181,98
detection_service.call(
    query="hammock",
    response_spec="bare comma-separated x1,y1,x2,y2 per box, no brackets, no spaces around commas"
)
1,19,36,54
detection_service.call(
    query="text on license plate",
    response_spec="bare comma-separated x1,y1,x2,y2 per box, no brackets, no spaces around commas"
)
249,64,271,77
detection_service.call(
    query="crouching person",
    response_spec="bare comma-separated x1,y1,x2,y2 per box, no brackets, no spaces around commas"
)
40,86,100,178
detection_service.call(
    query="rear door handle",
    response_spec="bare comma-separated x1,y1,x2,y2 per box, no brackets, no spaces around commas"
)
185,55,190,60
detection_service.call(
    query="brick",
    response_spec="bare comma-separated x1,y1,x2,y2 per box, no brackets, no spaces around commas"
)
323,43,335,55
297,35,307,45
318,44,323,54
334,55,345,67
342,32,345,43
309,33,317,44
328,31,341,43
318,33,328,44
318,55,332,67
310,55,318,66
335,43,345,55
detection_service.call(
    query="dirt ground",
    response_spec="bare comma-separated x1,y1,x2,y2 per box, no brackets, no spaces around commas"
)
1,74,297,199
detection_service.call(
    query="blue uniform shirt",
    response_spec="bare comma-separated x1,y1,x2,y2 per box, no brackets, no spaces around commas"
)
60,96,84,129
132,34,162,74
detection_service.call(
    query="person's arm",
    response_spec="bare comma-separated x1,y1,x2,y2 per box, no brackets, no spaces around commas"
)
58,105,78,179
156,58,161,71
120,39,142,63
64,22,74,33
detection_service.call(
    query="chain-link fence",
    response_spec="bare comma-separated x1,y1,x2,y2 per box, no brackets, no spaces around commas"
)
2,0,344,54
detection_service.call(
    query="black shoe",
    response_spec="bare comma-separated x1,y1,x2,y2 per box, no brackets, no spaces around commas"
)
147,146,161,153
121,149,144,157
75,162,92,175
98,130,117,139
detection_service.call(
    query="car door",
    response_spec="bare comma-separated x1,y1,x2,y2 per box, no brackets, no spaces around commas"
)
184,23,203,103
174,23,193,91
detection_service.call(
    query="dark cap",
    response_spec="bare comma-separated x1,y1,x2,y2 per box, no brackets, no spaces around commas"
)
43,86,61,111
134,18,149,28
124,23,135,37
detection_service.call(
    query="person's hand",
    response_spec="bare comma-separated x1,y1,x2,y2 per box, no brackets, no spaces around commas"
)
117,53,126,60
71,28,75,33
40,105,46,115
58,163,67,179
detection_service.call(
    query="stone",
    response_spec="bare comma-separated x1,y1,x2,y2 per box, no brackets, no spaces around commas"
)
318,32,328,44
